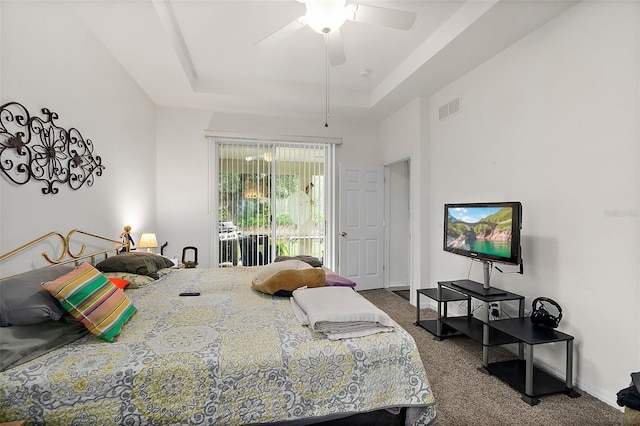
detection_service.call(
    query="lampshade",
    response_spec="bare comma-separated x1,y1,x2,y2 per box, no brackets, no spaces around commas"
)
305,0,347,34
138,233,158,253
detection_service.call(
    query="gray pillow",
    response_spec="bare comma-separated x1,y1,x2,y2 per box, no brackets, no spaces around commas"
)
0,264,74,326
95,252,175,279
0,318,88,371
274,255,323,267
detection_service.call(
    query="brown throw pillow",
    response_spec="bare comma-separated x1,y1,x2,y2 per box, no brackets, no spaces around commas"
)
251,268,326,296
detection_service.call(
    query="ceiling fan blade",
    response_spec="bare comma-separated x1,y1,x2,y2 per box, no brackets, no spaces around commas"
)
326,30,346,66
255,16,307,48
345,4,416,30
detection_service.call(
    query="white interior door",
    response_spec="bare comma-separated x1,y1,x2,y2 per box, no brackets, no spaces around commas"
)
338,163,384,291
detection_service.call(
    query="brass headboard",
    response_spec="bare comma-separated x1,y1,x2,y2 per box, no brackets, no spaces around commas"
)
0,229,125,280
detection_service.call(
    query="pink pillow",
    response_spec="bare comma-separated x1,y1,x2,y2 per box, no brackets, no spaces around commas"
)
325,273,356,289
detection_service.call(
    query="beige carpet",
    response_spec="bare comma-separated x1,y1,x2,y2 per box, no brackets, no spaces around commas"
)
360,289,623,426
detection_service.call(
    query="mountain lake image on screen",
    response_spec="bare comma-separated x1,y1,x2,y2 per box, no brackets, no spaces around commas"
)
444,202,522,265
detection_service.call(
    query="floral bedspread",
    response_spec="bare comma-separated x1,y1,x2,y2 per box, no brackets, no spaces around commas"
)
0,267,435,425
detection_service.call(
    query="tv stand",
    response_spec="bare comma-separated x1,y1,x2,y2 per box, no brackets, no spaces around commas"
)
440,280,524,368
455,260,507,296
415,280,580,405
451,279,506,296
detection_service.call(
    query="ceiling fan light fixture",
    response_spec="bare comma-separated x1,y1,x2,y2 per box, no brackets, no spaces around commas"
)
305,0,347,34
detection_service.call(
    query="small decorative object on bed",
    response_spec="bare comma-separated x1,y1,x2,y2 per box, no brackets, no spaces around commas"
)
0,101,105,194
0,230,437,425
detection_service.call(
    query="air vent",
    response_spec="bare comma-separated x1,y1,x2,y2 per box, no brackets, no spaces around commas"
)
438,104,449,121
438,96,462,121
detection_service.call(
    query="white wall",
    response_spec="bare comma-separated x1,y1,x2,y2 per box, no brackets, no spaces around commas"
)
155,108,381,268
154,106,214,263
379,97,430,303
0,2,157,276
425,0,638,406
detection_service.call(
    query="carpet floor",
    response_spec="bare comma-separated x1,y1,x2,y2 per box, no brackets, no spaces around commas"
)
391,289,410,301
360,289,623,426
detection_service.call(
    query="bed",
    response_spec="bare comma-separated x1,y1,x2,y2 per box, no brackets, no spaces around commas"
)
0,230,436,425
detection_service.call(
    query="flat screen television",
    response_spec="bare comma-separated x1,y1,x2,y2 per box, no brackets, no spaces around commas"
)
443,201,522,295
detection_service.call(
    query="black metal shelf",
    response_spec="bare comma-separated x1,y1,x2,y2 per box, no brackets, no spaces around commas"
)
442,279,524,304
440,316,521,346
417,287,468,303
415,288,469,339
486,359,580,405
416,319,463,338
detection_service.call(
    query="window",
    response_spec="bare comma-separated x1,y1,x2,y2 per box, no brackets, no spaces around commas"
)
209,136,336,269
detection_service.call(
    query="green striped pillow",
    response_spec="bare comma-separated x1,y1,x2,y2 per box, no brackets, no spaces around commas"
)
41,263,136,343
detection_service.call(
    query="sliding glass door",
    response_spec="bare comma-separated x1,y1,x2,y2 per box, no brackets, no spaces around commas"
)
215,140,332,268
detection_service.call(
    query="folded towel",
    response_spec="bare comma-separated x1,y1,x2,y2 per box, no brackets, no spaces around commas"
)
291,286,395,340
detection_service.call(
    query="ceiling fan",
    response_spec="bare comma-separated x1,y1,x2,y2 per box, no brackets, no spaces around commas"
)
255,0,417,66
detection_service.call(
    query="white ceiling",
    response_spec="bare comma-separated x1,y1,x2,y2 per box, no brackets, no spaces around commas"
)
73,0,579,123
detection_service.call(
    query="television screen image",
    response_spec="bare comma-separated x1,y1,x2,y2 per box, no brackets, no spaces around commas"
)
444,202,522,266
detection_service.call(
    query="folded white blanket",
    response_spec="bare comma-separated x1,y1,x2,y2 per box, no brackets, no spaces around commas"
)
291,286,395,340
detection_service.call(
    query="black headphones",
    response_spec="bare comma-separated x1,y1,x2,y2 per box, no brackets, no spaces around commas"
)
531,297,562,328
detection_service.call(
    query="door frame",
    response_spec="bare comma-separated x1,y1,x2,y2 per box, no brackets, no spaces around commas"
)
383,157,412,293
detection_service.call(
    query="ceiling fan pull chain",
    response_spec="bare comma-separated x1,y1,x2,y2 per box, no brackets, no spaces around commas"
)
325,33,330,128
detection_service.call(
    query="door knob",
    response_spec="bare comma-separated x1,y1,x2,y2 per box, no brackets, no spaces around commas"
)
340,232,347,237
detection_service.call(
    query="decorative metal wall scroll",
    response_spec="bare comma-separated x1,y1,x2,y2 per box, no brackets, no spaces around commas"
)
0,101,105,194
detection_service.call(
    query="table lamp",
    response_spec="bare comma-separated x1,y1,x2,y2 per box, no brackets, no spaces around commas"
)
138,233,158,253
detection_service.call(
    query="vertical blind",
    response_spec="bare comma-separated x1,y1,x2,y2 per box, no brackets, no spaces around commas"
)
214,139,333,268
